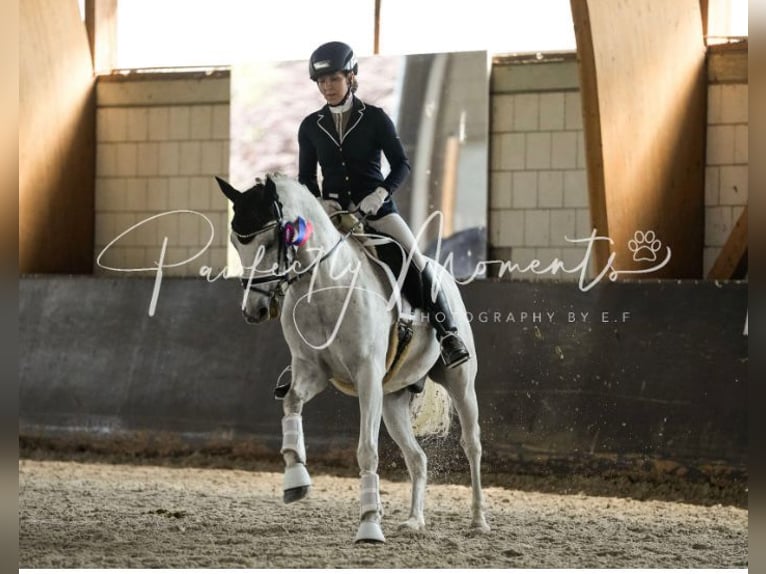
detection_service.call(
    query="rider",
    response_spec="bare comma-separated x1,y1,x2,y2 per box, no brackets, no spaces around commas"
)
297,41,470,370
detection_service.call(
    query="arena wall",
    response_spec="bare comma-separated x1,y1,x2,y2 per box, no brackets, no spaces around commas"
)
20,276,747,480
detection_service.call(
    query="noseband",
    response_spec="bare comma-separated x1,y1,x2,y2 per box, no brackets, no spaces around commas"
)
237,220,291,300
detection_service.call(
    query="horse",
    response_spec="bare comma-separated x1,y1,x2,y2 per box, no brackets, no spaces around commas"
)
215,173,489,543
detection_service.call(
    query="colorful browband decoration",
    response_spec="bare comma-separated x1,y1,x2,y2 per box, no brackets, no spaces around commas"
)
283,216,313,247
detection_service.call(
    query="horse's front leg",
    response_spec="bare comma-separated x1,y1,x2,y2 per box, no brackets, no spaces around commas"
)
280,364,326,504
354,369,386,543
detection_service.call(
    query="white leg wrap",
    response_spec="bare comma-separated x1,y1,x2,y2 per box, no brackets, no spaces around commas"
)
359,472,381,518
280,414,306,463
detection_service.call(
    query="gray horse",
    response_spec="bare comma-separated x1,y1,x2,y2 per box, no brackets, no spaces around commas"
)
216,174,489,542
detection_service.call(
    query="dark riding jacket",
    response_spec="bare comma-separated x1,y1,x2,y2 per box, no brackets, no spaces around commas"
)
298,96,410,215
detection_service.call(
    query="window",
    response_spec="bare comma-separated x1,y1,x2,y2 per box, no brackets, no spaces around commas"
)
706,0,749,44
114,0,374,69
113,0,578,70
378,0,576,55
106,0,747,70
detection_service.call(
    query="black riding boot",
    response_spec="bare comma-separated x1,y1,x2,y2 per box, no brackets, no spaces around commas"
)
421,262,470,369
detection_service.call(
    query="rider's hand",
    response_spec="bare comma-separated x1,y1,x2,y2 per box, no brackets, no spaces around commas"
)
358,187,389,216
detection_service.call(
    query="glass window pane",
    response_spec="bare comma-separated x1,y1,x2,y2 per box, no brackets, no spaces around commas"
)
379,0,576,55
707,0,748,42
115,0,374,69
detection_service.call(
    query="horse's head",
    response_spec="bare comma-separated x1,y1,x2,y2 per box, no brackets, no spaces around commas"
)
216,175,286,324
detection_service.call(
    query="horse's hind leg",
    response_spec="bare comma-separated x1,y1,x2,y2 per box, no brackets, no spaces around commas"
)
382,389,427,530
436,367,490,532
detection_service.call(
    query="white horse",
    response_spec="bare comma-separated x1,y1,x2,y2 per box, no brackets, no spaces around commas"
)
216,174,489,542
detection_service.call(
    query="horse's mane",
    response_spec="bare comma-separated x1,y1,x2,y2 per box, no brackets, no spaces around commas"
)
270,175,352,249
271,175,327,217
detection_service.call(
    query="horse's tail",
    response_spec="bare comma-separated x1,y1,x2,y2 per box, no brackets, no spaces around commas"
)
409,378,452,437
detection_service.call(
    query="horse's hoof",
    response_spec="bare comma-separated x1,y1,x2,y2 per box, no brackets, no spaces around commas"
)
470,520,491,534
354,520,386,543
398,517,425,531
283,463,311,499
283,486,310,504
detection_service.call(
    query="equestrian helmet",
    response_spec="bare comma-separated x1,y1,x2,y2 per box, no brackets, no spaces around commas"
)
309,41,358,81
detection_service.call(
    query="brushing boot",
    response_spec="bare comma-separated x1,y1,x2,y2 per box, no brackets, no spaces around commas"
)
421,262,470,369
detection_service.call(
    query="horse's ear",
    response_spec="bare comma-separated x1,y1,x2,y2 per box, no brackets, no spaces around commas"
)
264,175,277,197
215,176,240,203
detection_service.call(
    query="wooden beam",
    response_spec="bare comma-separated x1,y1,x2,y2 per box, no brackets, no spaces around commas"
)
20,0,96,273
707,205,748,279
0,0,19,270
570,0,707,278
570,0,610,268
373,0,381,54
699,0,709,38
85,0,117,73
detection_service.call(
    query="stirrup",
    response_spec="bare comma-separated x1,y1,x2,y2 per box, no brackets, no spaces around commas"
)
440,332,470,369
274,365,292,400
274,381,291,400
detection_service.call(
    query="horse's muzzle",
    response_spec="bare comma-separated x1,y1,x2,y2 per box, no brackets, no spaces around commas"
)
242,299,280,324
243,305,269,324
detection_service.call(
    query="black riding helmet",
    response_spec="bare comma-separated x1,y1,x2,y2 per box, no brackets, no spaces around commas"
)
309,41,358,81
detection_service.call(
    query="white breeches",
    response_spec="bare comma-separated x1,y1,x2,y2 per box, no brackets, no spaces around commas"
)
359,211,428,272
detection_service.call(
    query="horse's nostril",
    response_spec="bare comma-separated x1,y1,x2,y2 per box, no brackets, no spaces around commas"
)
243,307,269,324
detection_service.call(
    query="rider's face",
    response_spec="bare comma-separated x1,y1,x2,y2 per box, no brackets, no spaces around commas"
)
316,71,351,106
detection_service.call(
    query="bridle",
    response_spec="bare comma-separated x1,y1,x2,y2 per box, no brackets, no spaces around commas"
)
236,197,368,307
236,220,291,299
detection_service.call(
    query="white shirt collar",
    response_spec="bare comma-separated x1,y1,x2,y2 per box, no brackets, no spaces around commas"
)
329,93,354,114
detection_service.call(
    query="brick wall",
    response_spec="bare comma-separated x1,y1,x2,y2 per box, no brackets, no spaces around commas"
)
489,56,590,281
94,72,230,277
704,44,748,276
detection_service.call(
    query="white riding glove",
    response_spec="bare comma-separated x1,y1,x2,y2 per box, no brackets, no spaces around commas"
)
358,187,389,216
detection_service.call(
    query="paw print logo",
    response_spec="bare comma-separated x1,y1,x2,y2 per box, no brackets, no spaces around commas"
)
628,231,663,262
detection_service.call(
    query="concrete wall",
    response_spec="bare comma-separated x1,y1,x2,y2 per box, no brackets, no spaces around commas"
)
20,277,747,477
